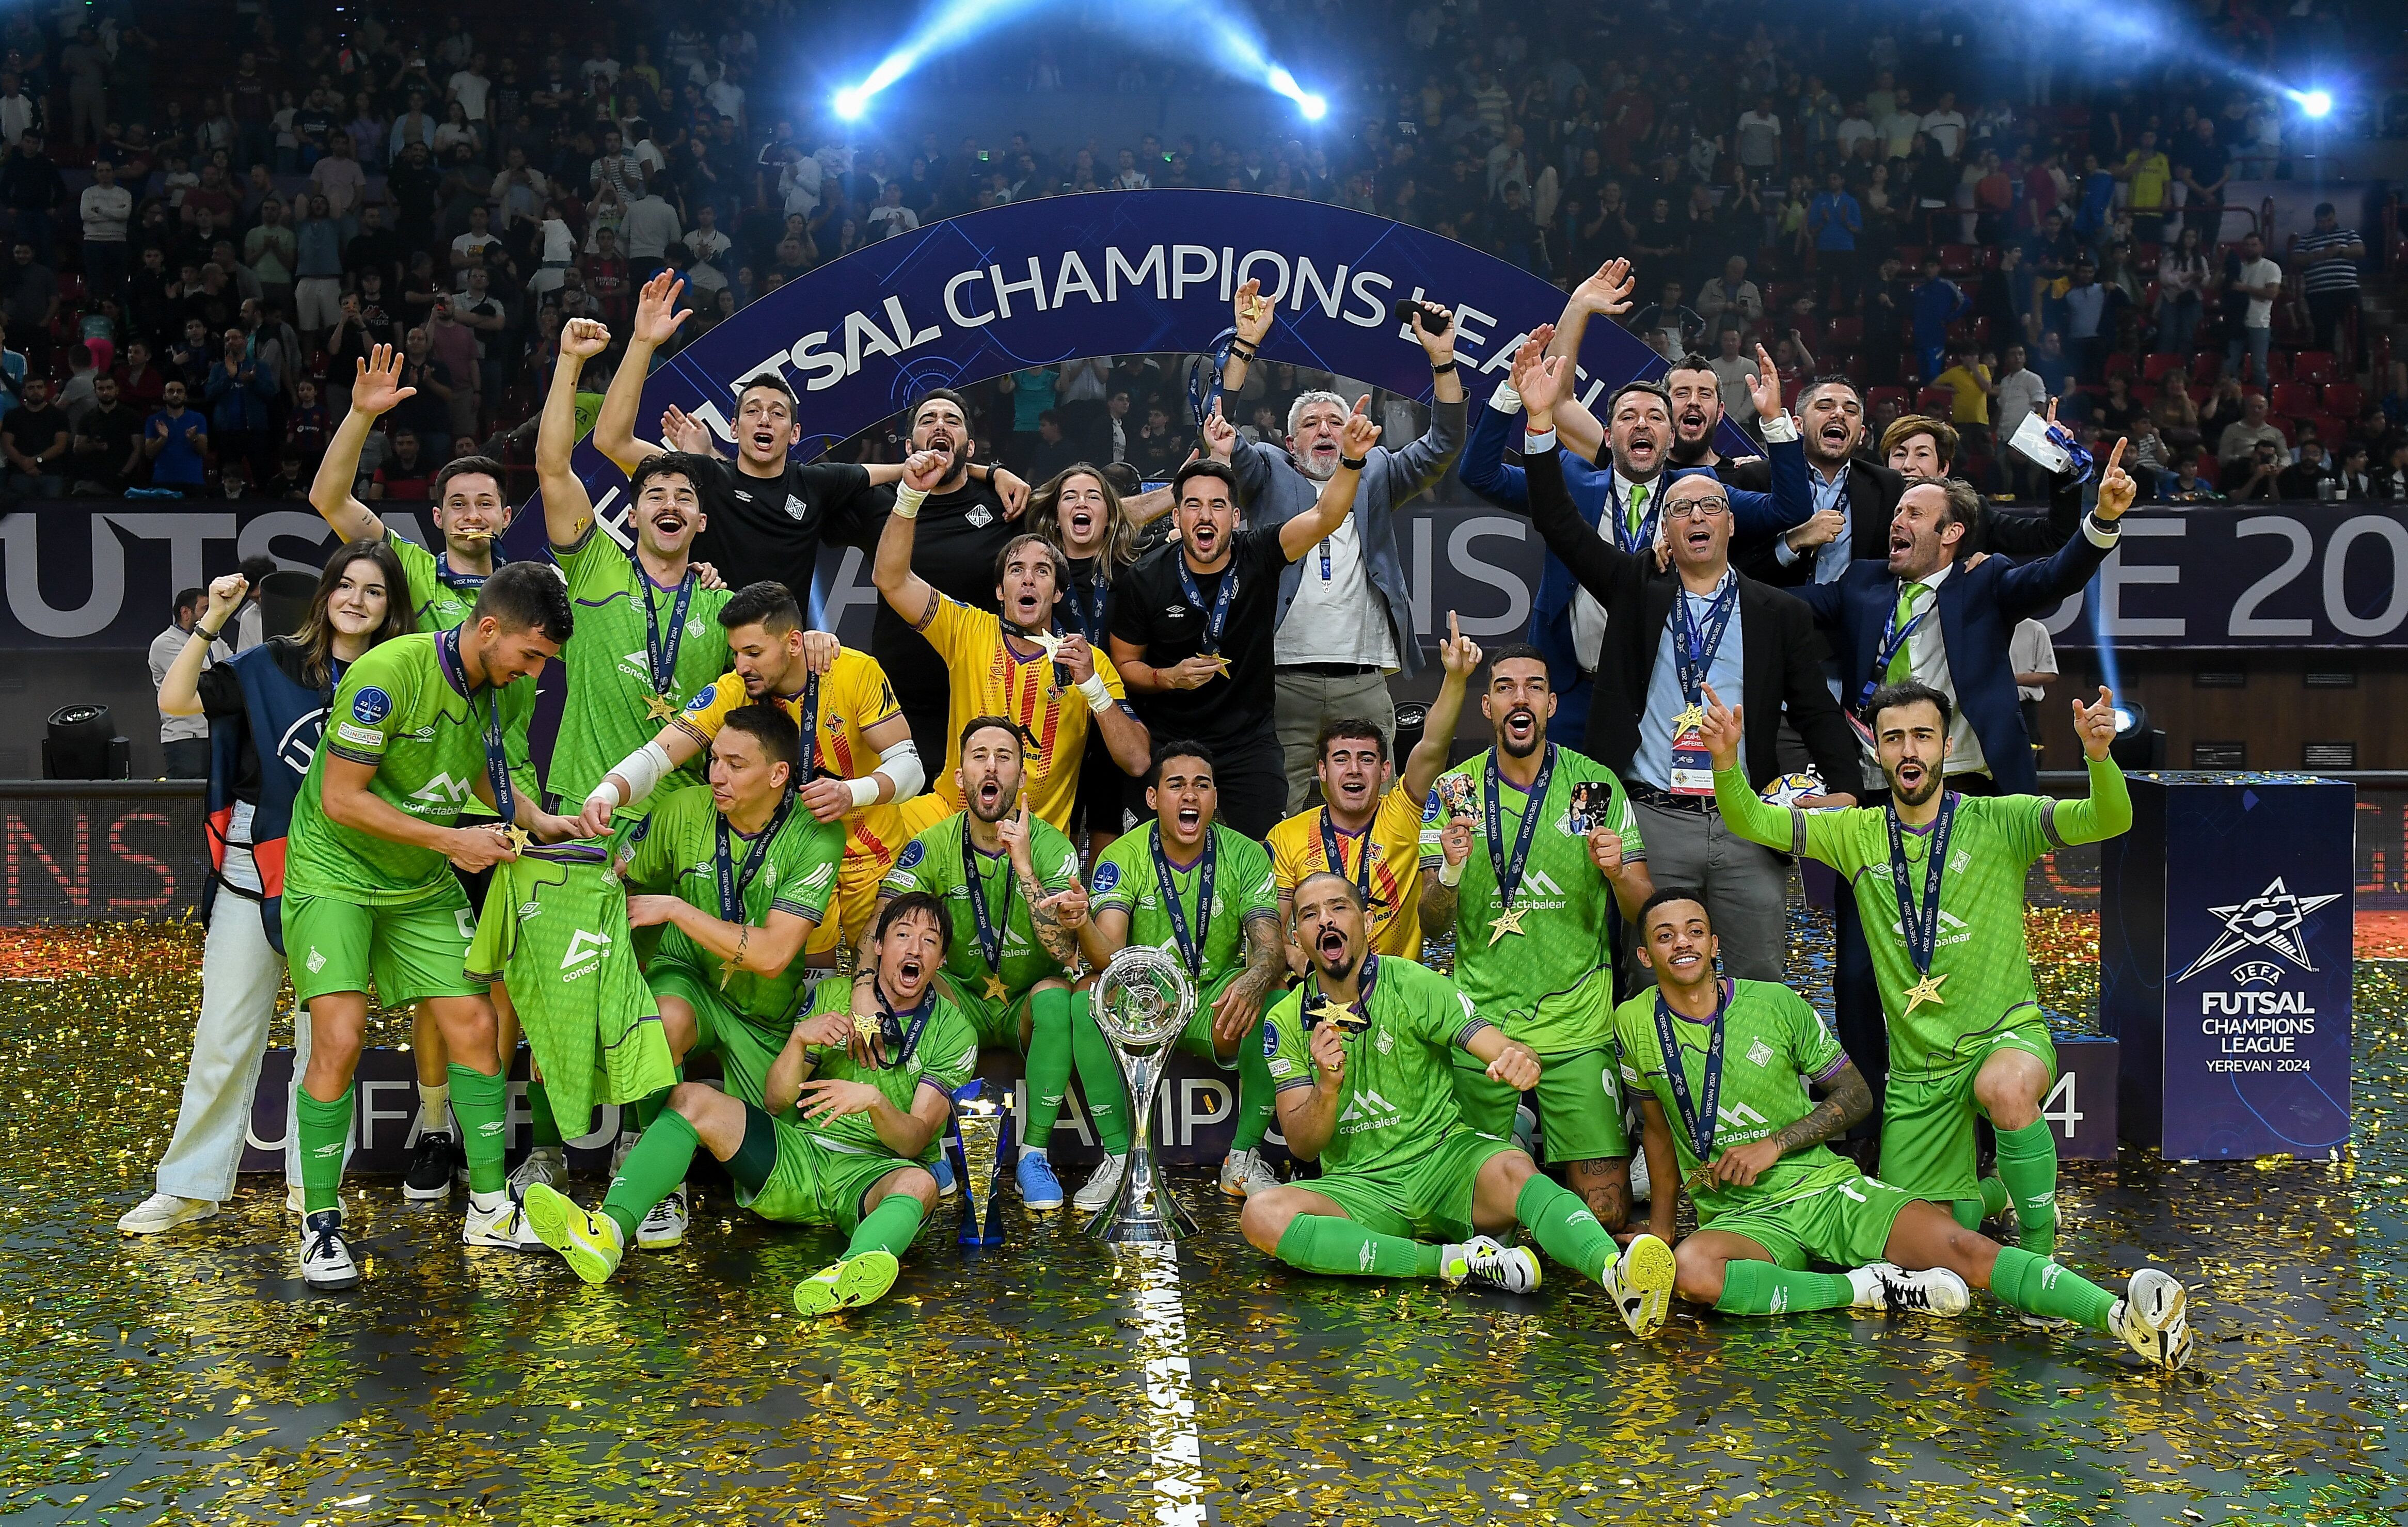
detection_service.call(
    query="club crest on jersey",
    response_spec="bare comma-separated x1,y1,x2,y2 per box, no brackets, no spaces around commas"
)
783,494,807,520
1091,861,1121,895
894,840,926,871
351,686,392,724
965,503,994,528
686,617,707,638
1747,1037,1776,1068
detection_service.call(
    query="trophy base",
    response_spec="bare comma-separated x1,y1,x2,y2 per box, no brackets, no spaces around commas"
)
1085,1173,1199,1244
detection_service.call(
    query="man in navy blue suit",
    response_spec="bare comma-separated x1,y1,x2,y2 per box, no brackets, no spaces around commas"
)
1777,436,2137,1144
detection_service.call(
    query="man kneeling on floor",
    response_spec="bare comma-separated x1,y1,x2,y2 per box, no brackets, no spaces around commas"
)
524,891,974,1316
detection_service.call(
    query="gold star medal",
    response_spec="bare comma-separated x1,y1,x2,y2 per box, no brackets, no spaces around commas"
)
1205,651,1232,679
983,972,1010,1004
1903,972,1948,1015
501,824,533,854
644,691,680,722
1672,704,1706,739
718,952,742,990
1487,903,1527,946
1022,628,1064,660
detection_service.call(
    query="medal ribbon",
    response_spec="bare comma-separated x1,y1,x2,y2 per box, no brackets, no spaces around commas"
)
712,786,799,922
439,629,514,826
782,671,822,780
638,563,698,704
1070,570,1108,645
1318,807,1375,906
1858,593,1933,714
1886,791,1957,979
877,979,938,1067
1652,977,1732,1166
1174,554,1238,656
1150,822,1217,976
1672,572,1739,709
1482,743,1557,914
960,830,1017,985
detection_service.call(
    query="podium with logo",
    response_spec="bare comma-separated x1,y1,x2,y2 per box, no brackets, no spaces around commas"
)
2099,773,2355,1160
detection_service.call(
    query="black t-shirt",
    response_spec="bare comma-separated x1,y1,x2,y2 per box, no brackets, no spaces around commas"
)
1108,525,1293,751
75,403,139,484
4,402,65,465
692,456,882,608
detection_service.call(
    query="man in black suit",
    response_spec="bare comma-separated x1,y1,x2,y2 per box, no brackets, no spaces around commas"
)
1742,376,1906,586
1513,341,1860,982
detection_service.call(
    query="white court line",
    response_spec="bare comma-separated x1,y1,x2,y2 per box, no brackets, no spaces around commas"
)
1131,1243,1210,1526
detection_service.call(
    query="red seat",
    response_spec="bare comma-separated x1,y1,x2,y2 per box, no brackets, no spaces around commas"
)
2291,351,2336,385
2263,352,2290,383
2132,383,2158,408
2105,352,2135,378
1916,386,1956,412
2322,381,2363,416
2143,353,2187,381
1940,243,1977,275
1827,315,1864,346
2308,415,2347,449
1867,386,1912,412
2271,382,2320,417
1895,244,1926,267
2189,352,2222,383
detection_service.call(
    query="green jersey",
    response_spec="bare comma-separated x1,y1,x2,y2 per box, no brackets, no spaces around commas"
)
548,530,733,821
288,632,538,904
1421,744,1644,1052
1091,822,1279,997
797,975,980,1152
388,529,481,632
623,785,844,1023
1714,757,2132,1080
1262,956,1493,1178
881,811,1081,1000
1611,979,1857,1223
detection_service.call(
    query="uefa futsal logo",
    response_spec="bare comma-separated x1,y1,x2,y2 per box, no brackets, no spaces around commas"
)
2175,877,2343,983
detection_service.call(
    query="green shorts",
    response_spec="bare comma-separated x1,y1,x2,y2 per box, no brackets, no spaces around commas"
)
1166,968,1246,1070
1448,1044,1628,1163
1704,1173,1918,1270
742,1113,922,1233
1309,1127,1523,1244
287,885,485,1007
1880,1022,2058,1202
651,961,785,1109
935,972,1034,1049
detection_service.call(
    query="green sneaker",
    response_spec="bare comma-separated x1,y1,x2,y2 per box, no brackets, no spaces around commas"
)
793,1250,900,1317
521,1182,625,1285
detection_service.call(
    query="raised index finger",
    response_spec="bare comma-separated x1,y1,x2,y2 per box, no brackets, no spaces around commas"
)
2105,436,2127,473
1447,609,1461,644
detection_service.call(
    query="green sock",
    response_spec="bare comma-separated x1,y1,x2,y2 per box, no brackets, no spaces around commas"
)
1993,1120,2061,1253
1515,1174,1619,1285
1229,1017,1274,1152
1714,1259,1858,1316
845,1194,925,1259
1950,1198,1984,1231
295,1085,354,1215
1071,991,1131,1155
527,1073,564,1149
1021,986,1074,1155
600,1109,700,1241
1273,1214,1443,1278
1990,1245,2116,1333
633,1085,670,1132
448,1063,509,1196
1978,1173,2014,1220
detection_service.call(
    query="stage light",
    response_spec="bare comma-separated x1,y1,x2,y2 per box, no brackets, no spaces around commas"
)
833,87,868,120
2113,704,2142,735
1264,65,1326,120
2294,89,2333,118
1300,93,1327,120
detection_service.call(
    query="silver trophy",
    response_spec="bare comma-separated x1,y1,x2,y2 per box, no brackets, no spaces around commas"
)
1085,946,1200,1243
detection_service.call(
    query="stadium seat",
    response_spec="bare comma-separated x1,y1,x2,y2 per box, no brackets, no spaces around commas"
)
2104,352,2135,379
1940,243,1977,275
1827,315,1864,346
2143,353,2186,382
1917,386,1955,411
2291,351,2335,385
2321,381,2362,417
2263,352,2289,384
2271,383,2320,418
2189,352,2222,384
1867,386,1912,412
1895,244,1926,267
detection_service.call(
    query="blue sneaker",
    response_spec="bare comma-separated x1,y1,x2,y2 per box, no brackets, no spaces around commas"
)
1016,1149,1065,1211
932,1151,958,1200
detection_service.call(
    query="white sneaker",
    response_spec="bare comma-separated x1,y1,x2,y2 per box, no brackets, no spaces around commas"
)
508,1146,566,1196
1866,1262,1971,1316
117,1192,218,1235
298,1210,360,1291
1603,1232,1676,1338
636,1186,688,1250
1846,1265,1891,1311
462,1195,529,1249
1073,1154,1129,1213
1218,1147,1278,1199
1626,1148,1651,1206
2111,1268,2193,1371
1439,1235,1543,1294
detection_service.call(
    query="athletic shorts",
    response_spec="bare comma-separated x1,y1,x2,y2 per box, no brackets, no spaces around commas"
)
735,1107,922,1234
1879,1023,2058,1203
816,796,951,960
1310,1127,1522,1244
1703,1173,1918,1271
1448,1044,1629,1162
287,884,484,1007
1173,969,1246,1070
651,961,784,1109
934,971,1035,1049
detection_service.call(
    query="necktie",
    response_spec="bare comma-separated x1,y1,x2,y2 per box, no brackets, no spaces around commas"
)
1625,481,1650,542
1886,582,1928,685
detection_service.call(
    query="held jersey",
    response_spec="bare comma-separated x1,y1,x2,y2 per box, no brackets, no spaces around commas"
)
621,785,844,1023
797,974,980,1151
1266,788,1428,960
1610,979,1858,1223
1714,757,2131,1081
880,810,1081,999
464,844,677,1136
1262,956,1494,1179
915,592,1133,831
1091,822,1280,997
548,530,734,821
672,645,903,789
287,633,538,904
1421,745,1645,1051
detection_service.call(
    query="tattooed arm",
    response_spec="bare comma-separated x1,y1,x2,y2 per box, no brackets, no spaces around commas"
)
1207,914,1286,1050
1706,1058,1875,1188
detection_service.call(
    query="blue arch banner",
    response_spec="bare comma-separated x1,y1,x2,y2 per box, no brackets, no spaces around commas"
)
510,188,1744,556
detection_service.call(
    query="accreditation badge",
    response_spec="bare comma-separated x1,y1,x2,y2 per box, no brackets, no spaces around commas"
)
1668,705,1715,796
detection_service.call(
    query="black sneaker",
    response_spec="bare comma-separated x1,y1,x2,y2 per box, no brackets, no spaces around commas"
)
404,1130,458,1201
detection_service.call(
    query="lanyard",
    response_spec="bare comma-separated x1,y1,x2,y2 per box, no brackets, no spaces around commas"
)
873,979,938,1067
1859,587,1934,714
1318,537,1334,581
1609,476,1659,554
1069,569,1109,645
712,789,797,922
438,629,513,825
1304,952,1379,1032
959,831,1017,984
1318,807,1375,905
1174,553,1238,654
1672,574,1739,708
778,671,822,780
1652,977,1732,1165
1482,744,1556,912
637,561,698,702
1150,822,1216,976
433,548,502,594
1887,792,1957,979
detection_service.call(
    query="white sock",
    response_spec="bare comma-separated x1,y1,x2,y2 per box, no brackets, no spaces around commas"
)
417,1081,450,1132
1846,1265,1887,1309
469,1188,506,1213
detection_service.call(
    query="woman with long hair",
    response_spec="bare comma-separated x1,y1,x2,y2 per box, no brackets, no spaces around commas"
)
2156,226,2210,357
119,539,415,1235
1029,462,1143,860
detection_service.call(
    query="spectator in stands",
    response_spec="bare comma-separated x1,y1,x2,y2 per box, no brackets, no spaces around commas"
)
2378,441,2408,501
149,587,228,779
2292,203,2364,362
367,426,433,499
70,372,140,495
143,378,209,493
206,328,278,490
2278,440,2334,500
2222,434,2286,501
2,372,65,496
2223,232,2280,388
2154,226,2210,357
2215,389,2286,468
1909,253,1970,384
2164,450,2220,503
0,130,63,264
80,158,132,301
1631,280,1703,360
0,240,55,374
2333,443,2375,501
1931,346,1994,455
1696,255,1761,339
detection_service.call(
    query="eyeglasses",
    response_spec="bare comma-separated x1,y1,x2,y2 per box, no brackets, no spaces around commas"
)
1664,498,1730,521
